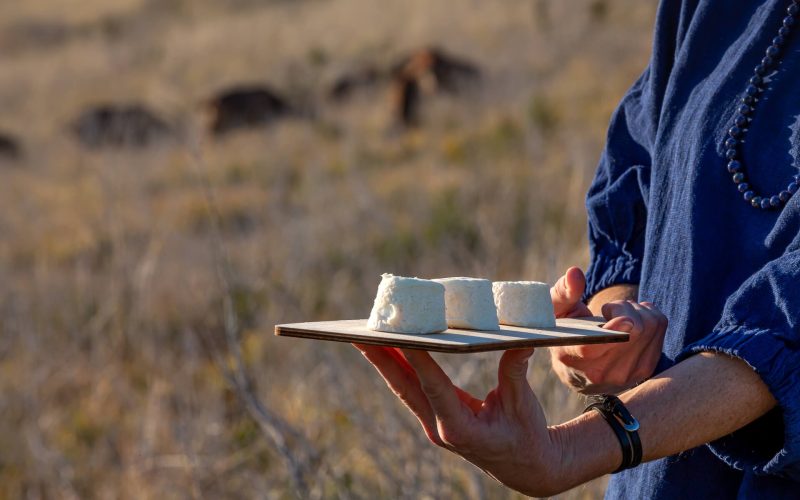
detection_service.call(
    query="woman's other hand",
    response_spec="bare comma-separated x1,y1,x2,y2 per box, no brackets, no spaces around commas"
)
549,267,666,394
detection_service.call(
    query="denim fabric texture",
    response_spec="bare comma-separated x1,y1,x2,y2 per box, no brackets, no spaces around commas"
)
583,0,800,497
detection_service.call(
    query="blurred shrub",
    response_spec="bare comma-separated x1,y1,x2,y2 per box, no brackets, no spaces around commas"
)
528,93,561,136
424,188,481,254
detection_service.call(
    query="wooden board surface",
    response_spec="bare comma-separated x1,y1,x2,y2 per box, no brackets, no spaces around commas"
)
274,317,627,353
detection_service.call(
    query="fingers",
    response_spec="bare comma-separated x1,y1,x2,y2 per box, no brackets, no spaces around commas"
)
353,344,442,445
601,301,643,335
630,302,663,338
401,349,472,429
603,301,667,337
600,301,668,387
498,348,535,403
551,342,614,365
640,302,669,334
630,302,668,382
603,315,637,334
553,300,669,393
551,267,586,317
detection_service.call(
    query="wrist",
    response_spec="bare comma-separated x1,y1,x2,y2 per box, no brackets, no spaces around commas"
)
505,426,570,497
492,426,570,497
544,424,574,495
584,395,642,471
548,410,622,490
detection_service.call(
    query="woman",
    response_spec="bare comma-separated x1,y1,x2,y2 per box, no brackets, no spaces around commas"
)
355,0,800,497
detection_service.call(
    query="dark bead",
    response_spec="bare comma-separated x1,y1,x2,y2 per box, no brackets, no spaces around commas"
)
773,35,786,46
752,196,763,207
789,4,800,15
726,148,738,159
727,159,741,173
725,137,738,149
766,45,780,57
735,114,748,126
732,172,745,183
789,183,799,194
784,16,796,27
770,196,782,207
761,198,772,209
780,26,792,37
742,95,755,105
738,182,750,193
738,104,752,115
780,190,792,202
762,55,775,67
746,84,760,96
729,126,742,137
756,63,769,75
795,174,800,183
744,191,756,201
750,75,763,85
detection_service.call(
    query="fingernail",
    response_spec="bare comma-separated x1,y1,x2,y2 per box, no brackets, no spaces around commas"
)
617,320,634,332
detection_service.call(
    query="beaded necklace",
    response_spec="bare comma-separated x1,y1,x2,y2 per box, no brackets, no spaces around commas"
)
725,0,800,210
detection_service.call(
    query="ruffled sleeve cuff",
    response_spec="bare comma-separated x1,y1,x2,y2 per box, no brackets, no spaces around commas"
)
677,327,800,480
583,250,642,302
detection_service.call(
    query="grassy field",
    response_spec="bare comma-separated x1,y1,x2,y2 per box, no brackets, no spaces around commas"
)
0,0,656,497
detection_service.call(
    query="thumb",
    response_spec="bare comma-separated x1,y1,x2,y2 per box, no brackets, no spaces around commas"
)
498,348,535,402
551,267,586,316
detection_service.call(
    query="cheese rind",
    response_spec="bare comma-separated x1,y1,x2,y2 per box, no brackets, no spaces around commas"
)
367,274,447,334
433,277,499,330
492,281,556,328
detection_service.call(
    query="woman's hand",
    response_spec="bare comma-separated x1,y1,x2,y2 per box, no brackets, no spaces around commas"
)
549,267,667,394
353,344,570,497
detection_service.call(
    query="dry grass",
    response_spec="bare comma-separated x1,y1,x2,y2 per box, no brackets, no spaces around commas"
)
0,0,656,498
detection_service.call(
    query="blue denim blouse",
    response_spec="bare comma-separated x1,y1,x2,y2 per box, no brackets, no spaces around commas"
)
583,0,800,497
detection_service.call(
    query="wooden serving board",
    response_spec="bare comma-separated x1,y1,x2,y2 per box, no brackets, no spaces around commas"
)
274,317,627,353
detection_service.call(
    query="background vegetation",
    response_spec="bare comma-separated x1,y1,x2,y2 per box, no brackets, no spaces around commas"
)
0,0,656,497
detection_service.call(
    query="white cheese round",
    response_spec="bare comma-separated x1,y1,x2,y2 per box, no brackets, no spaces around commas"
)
492,281,556,328
367,274,447,334
433,277,499,330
